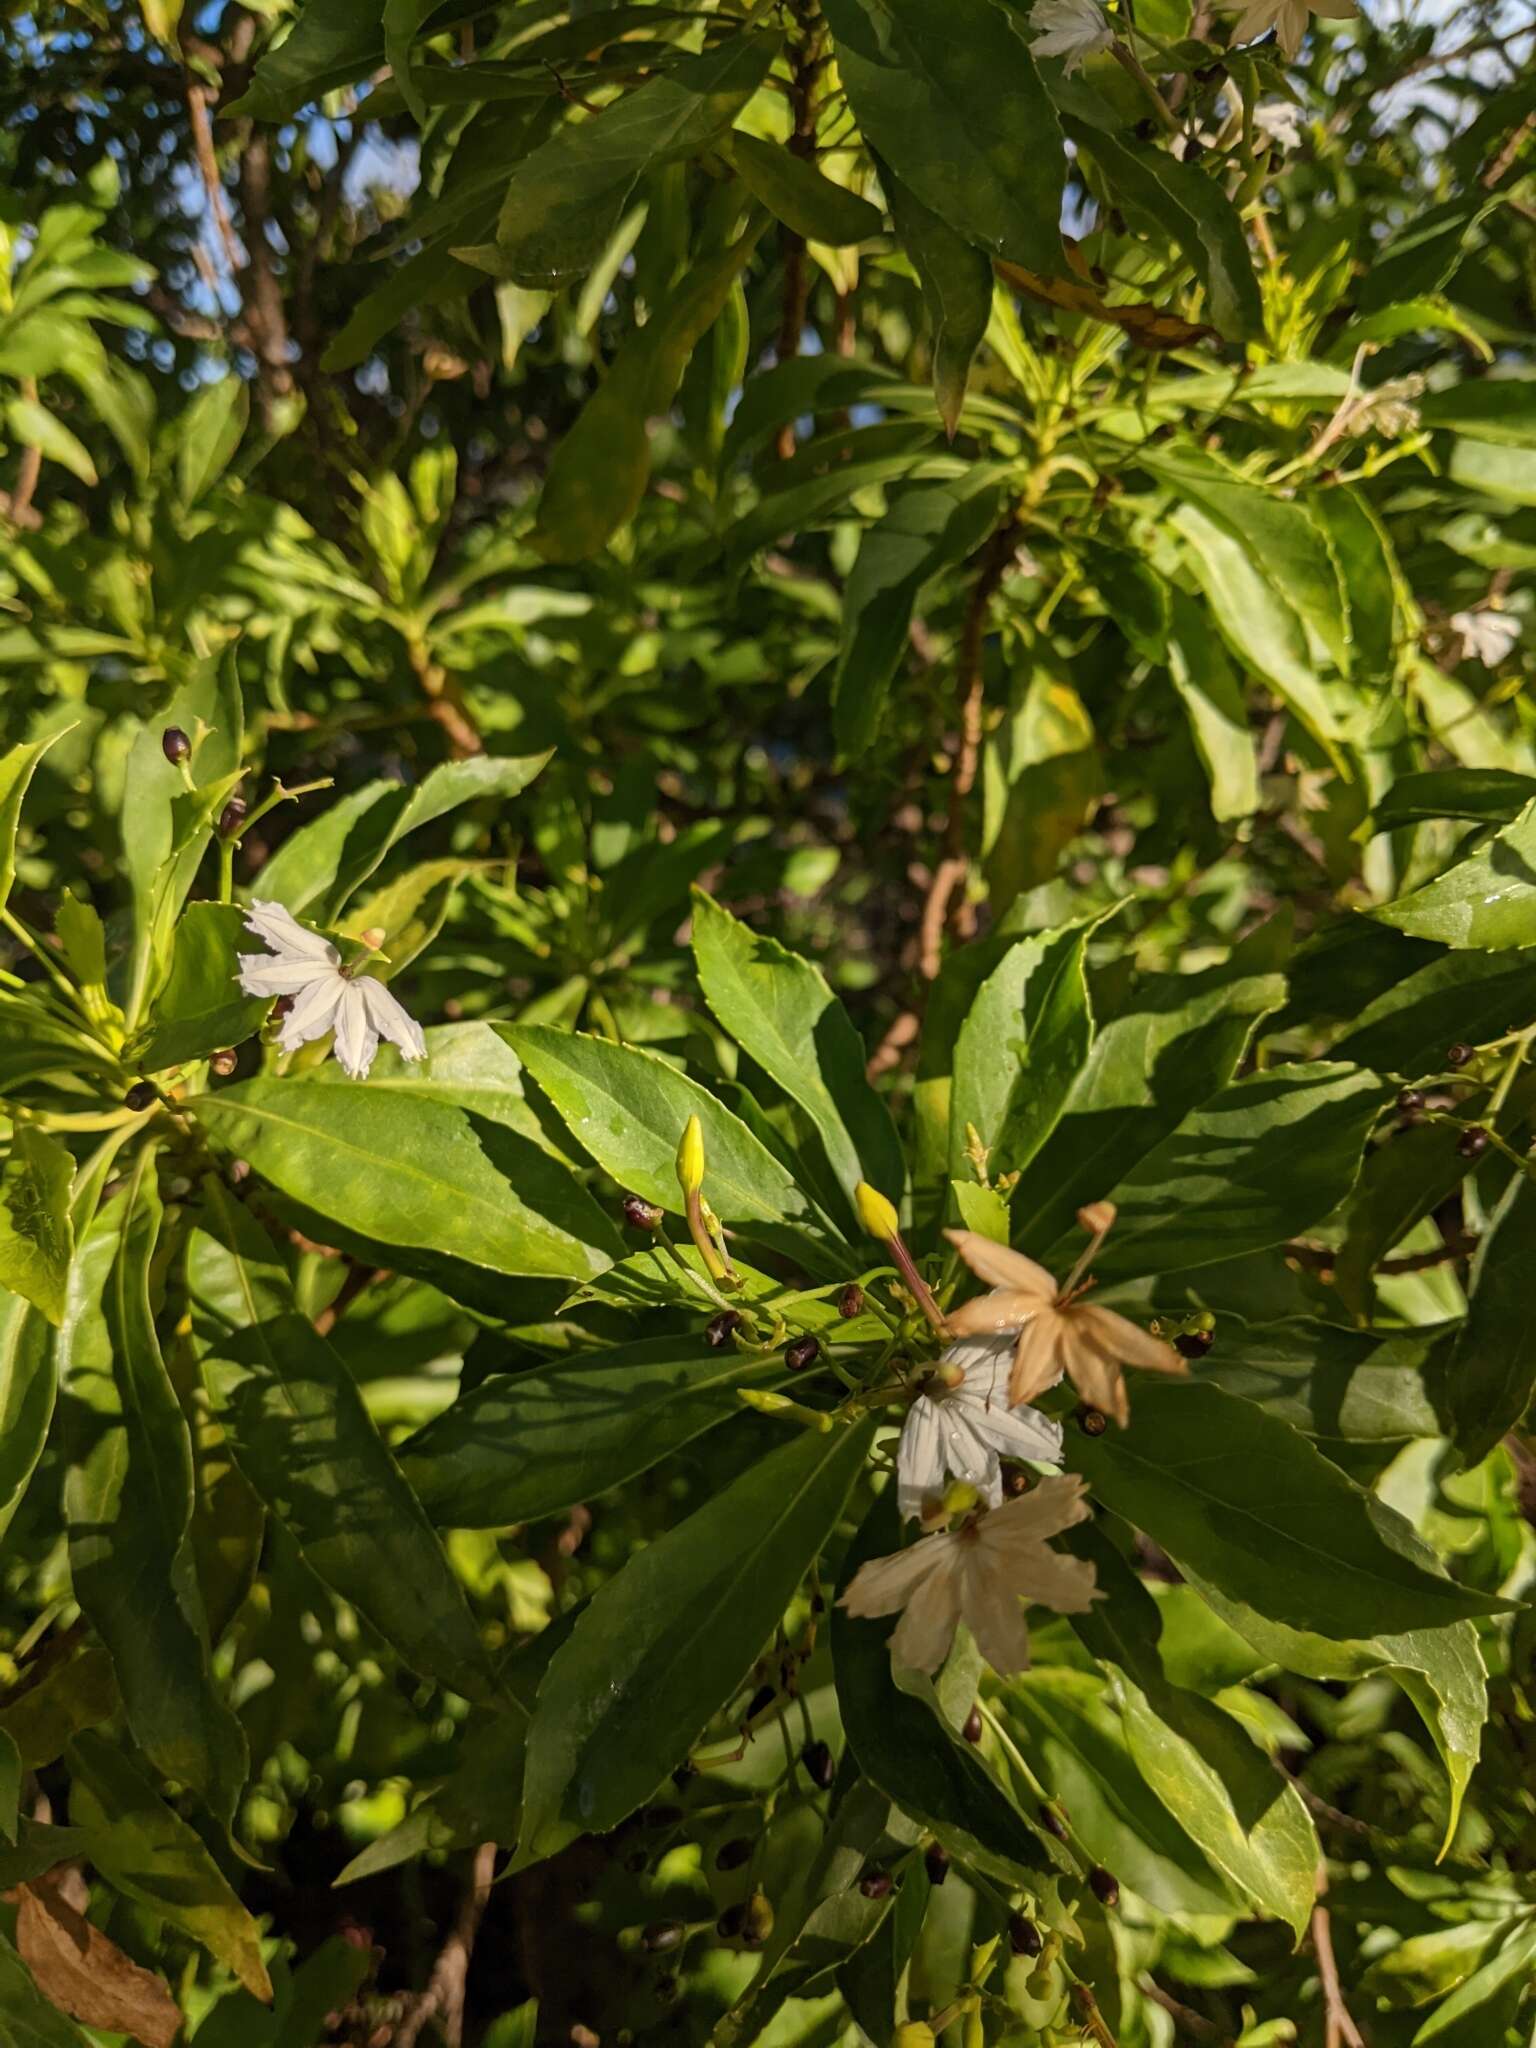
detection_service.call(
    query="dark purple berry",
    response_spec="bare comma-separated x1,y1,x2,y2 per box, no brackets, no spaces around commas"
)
837,1284,865,1319
924,1844,950,1886
706,1311,742,1349
857,1870,893,1900
623,1194,662,1231
643,1805,682,1828
1039,1802,1069,1841
801,1739,835,1790
716,1903,745,1940
715,1837,753,1872
744,1684,775,1722
1001,1464,1030,1497
1458,1126,1489,1159
125,1081,157,1112
962,1706,983,1744
1008,1913,1042,1957
1447,1042,1475,1069
1175,1329,1214,1360
1089,1865,1119,1907
642,1922,683,1953
209,1048,238,1077
217,795,248,838
1076,1403,1108,1436
784,1335,820,1372
161,727,190,764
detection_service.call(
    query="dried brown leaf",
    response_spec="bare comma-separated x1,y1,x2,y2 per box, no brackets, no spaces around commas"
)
17,1876,180,2048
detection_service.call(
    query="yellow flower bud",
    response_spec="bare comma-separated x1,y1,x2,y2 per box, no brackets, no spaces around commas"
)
855,1180,900,1241
676,1113,706,1196
941,1479,981,1518
1076,1199,1117,1237
358,926,387,952
892,2027,935,2048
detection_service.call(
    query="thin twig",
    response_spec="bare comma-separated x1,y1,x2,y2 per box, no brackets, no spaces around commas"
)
1311,1867,1366,2048
185,76,243,273
392,1841,497,2048
3,378,43,529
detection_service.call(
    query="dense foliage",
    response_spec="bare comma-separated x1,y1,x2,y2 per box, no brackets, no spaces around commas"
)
3,0,1536,2042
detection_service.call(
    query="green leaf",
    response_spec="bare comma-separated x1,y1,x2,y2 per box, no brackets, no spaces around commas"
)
1082,1062,1393,1278
1419,376,1536,449
1000,1668,1246,1917
0,1725,18,1842
0,1821,95,1891
1199,1315,1444,1442
0,1124,73,1325
186,1185,502,1702
491,34,779,286
225,0,384,119
1191,1583,1487,1852
830,475,1004,756
1412,1920,1536,2044
882,170,992,438
1067,120,1263,342
175,374,248,506
130,901,273,1073
1334,948,1536,1076
253,752,551,925
1450,436,1536,507
0,728,68,914
1166,589,1260,821
1374,797,1536,949
821,0,1064,274
515,1419,873,1864
1008,965,1285,1255
5,397,97,483
400,1333,792,1527
832,1489,1056,1885
192,1076,620,1285
1446,1171,1536,1467
58,1161,247,1823
1069,1380,1512,1638
0,1647,118,1769
1064,1521,1317,1937
65,1730,272,2000
729,133,884,244
1370,767,1536,834
690,889,904,1209
504,1024,838,1263
0,1287,53,1544
533,214,766,561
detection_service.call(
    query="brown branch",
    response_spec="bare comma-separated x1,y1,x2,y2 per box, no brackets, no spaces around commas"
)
392,1842,497,2048
406,638,483,758
917,855,968,981
1311,1875,1366,2048
1140,1980,1229,2043
185,75,243,273
866,1008,919,1080
773,6,821,460
1070,1982,1120,2048
3,378,44,529
313,1260,385,1338
236,130,296,417
1283,1233,1478,1279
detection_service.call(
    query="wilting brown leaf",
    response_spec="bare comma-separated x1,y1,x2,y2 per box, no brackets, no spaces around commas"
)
17,1876,180,2048
995,255,1217,350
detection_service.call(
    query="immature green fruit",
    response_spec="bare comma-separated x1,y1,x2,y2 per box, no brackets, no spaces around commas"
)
741,1891,774,1949
892,2026,935,2048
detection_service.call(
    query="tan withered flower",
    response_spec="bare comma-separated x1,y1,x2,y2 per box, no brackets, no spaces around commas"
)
943,1204,1185,1426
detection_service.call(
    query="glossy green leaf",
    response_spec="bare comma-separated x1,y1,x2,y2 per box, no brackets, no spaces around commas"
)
833,1489,1056,1886
1419,377,1536,448
65,1731,271,2001
883,170,992,438
691,889,904,1208
830,474,1004,757
1370,767,1536,834
515,1418,873,1865
401,1333,789,1526
1065,1522,1317,1936
1412,1920,1536,2044
225,0,384,119
58,1162,246,1823
0,1124,73,1325
0,729,70,915
491,34,779,286
534,215,766,561
176,374,249,506
186,1185,502,1702
1446,1171,1536,1467
820,0,1064,274
1166,589,1260,821
254,752,551,925
5,396,97,483
1069,1380,1511,1638
0,1286,53,1542
729,133,884,244
1199,1315,1445,1442
130,901,273,1073
503,1023,837,1259
1334,948,1536,1075
1008,964,1284,1255
193,1075,620,1283
1374,797,1536,949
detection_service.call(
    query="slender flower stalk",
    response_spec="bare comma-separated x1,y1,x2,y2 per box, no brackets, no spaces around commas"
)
676,1114,738,1286
855,1180,947,1333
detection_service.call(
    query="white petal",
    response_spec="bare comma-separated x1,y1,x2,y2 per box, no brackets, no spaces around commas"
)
332,982,380,1079
236,954,339,999
897,1401,949,1523
959,1553,1035,1674
944,1230,1057,1301
275,972,346,1052
243,899,338,964
932,1403,1005,1508
981,1474,1092,1552
888,1553,965,1674
947,1289,1039,1338
1073,1304,1187,1375
358,975,428,1063
955,1391,1065,1469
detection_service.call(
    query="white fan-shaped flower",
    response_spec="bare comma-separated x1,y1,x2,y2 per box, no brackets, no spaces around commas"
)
1451,609,1521,668
840,1474,1098,1675
897,1332,1064,1523
236,899,427,1081
1221,0,1357,61
1254,100,1303,152
1028,0,1113,74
